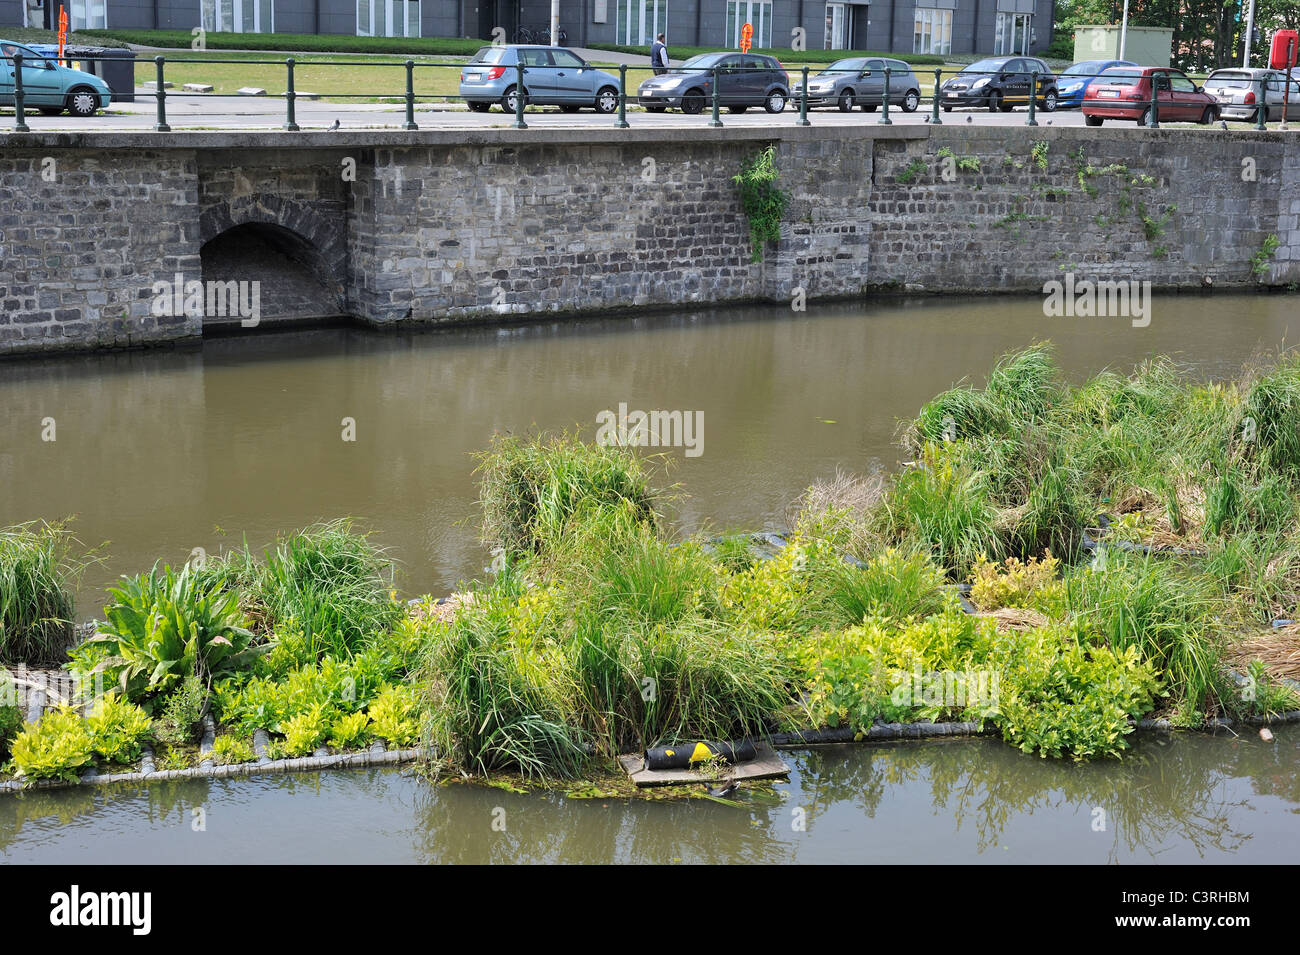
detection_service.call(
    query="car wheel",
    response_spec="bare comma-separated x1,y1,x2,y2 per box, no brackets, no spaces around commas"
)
467,101,491,113
837,89,854,112
765,90,786,113
594,86,619,114
681,88,706,114
66,86,100,118
1084,114,1103,126
902,90,920,112
1200,106,1216,125
1041,90,1058,112
1137,107,1152,126
501,85,526,113
987,91,1002,113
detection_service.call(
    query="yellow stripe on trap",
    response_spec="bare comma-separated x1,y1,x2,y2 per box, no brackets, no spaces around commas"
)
618,742,791,788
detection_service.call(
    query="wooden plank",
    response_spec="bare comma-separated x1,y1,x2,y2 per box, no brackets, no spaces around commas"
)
618,742,789,788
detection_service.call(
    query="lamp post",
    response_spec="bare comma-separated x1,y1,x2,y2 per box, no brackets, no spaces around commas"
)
1118,0,1129,60
1242,0,1256,67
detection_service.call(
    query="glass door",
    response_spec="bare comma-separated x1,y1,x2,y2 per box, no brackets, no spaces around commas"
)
726,1,772,49
617,0,668,46
824,3,846,50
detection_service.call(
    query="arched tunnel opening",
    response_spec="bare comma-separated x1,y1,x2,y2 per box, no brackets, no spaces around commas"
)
199,222,346,330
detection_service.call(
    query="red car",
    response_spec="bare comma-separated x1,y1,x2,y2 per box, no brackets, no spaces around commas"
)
1082,66,1220,126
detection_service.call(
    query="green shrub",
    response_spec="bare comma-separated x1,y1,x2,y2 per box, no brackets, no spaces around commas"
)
85,695,152,764
367,684,420,747
0,521,86,665
152,675,207,745
328,711,371,750
475,433,658,557
210,734,255,765
0,672,20,759
8,707,94,781
733,145,790,263
282,702,333,756
811,548,950,628
77,564,261,705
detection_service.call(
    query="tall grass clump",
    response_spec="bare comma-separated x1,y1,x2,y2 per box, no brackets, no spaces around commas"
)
0,522,88,665
476,433,658,557
1241,357,1300,476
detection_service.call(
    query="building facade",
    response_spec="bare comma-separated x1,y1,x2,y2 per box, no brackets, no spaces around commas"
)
3,0,1055,57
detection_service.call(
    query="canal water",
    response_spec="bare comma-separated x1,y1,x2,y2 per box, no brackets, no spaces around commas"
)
2,729,1295,864
2,291,1299,863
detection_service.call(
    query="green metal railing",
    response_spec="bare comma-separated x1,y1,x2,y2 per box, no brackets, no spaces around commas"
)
0,54,1273,134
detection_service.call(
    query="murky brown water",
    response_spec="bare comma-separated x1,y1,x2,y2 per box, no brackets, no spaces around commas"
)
2,292,1297,613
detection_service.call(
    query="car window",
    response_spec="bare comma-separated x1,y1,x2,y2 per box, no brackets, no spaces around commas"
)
1151,71,1171,90
864,59,884,73
521,48,553,66
888,60,911,74
1100,69,1143,86
469,47,506,65
1170,74,1194,92
823,57,866,75
551,50,585,68
965,58,1007,73
1063,61,1101,75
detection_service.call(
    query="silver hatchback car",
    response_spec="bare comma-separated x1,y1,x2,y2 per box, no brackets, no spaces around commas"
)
792,56,921,112
1203,67,1300,123
459,44,622,113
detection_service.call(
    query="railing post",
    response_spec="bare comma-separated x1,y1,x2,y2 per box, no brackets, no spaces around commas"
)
931,67,943,124
798,65,810,126
1147,78,1159,128
11,52,29,132
877,66,892,125
512,59,527,129
403,59,418,130
1254,75,1267,130
154,55,170,132
283,57,300,131
1025,69,1038,126
615,64,630,128
708,66,722,127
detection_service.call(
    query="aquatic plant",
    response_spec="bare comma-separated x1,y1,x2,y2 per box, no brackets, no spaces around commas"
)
366,684,419,747
328,711,372,749
210,733,256,765
0,521,88,666
7,706,94,781
809,548,950,628
85,695,152,764
152,674,207,745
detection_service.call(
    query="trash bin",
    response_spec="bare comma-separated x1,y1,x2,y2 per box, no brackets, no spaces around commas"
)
58,45,137,103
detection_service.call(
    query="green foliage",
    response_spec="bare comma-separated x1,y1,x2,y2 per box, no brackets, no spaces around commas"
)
156,747,192,771
0,521,86,665
475,432,658,558
7,707,94,781
1251,234,1281,278
210,734,256,765
329,711,372,750
367,684,419,747
152,675,207,746
85,695,152,764
732,145,790,263
282,702,332,756
969,554,1065,614
78,564,261,705
897,158,928,184
1030,140,1049,171
936,146,981,173
811,548,950,628
0,673,20,759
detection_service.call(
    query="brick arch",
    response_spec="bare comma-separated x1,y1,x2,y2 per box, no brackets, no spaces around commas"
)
199,195,347,283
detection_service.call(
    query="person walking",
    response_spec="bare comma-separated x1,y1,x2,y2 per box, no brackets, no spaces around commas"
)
650,33,669,75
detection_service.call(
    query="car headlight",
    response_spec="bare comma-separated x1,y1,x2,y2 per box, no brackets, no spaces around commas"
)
1061,82,1082,92
972,77,990,89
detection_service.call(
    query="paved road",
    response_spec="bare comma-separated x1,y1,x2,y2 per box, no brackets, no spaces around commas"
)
5,92,1095,131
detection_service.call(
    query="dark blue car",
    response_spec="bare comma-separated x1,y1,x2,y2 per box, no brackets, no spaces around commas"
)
1056,59,1138,108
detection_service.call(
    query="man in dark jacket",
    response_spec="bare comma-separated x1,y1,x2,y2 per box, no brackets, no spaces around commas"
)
650,34,669,75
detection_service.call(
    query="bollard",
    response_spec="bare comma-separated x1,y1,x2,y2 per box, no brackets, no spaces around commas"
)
615,64,630,128
154,56,170,132
931,67,943,124
798,65,810,126
283,57,300,131
709,67,722,127
1146,78,1159,129
877,66,892,125
12,52,28,132
512,60,527,129
403,59,418,130
1254,75,1267,130
1025,69,1038,126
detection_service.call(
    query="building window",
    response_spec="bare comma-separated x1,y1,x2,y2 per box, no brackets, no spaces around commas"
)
617,0,668,46
68,0,107,30
726,0,773,49
995,13,1032,55
201,0,275,32
824,3,847,50
913,7,951,56
358,0,421,37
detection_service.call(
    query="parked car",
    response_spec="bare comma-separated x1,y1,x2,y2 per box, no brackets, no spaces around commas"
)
459,44,621,114
1203,67,1300,123
1055,59,1137,108
939,56,1058,112
791,56,921,112
0,40,112,116
637,52,790,114
1082,66,1220,126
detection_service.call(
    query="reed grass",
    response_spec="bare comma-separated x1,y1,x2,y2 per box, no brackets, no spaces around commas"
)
0,522,87,666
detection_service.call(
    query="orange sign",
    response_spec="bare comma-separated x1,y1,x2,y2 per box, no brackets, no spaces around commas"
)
57,7,68,63
740,22,753,52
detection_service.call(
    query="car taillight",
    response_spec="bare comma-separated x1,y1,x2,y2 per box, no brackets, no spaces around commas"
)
1244,90,1256,104
488,66,506,80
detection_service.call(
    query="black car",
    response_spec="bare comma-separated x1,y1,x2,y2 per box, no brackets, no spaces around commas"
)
637,52,791,114
940,56,1058,112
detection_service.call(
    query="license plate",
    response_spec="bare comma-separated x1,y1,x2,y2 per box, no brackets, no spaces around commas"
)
466,72,481,81
1098,89,1119,98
